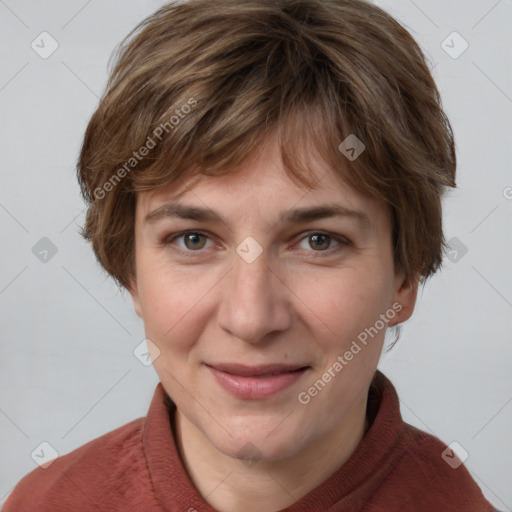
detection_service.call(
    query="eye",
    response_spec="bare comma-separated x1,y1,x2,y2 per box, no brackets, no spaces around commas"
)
164,231,214,254
296,232,350,255
162,230,351,258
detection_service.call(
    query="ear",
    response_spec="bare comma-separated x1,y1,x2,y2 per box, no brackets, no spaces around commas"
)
389,271,420,326
127,277,143,319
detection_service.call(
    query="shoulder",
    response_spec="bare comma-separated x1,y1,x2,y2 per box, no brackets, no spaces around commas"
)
3,417,150,512
383,422,495,511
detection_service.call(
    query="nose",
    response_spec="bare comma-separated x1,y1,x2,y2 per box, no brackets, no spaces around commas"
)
217,246,292,344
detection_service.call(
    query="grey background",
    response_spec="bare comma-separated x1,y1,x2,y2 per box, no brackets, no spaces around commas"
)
0,0,511,509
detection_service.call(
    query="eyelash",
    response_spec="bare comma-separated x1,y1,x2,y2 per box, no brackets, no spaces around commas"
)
162,230,352,258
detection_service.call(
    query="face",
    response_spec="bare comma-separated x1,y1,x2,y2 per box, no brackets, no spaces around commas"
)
129,137,417,462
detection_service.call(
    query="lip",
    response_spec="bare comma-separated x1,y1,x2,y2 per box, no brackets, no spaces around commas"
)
206,363,310,399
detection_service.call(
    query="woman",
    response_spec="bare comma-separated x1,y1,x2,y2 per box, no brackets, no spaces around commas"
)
4,0,498,510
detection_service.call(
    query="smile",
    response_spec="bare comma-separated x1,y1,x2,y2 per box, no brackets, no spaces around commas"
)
206,363,311,399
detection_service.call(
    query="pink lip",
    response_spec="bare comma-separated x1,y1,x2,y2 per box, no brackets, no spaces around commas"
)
206,363,310,399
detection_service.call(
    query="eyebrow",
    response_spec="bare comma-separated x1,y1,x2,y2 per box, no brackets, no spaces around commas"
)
144,201,371,229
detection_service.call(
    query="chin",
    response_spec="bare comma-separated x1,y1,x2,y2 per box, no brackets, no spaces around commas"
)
209,418,310,464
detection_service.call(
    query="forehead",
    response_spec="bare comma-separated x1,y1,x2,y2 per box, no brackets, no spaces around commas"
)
136,138,385,223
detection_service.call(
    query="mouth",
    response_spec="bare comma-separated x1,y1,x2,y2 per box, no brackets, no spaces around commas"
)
205,363,311,399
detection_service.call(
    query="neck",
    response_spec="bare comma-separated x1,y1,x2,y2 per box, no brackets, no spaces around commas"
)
173,395,370,512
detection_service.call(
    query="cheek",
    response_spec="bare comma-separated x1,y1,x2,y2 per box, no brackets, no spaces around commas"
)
136,260,220,350
294,271,391,419
293,267,393,352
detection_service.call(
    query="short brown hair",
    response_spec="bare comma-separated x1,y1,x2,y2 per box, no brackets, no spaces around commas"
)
77,0,456,293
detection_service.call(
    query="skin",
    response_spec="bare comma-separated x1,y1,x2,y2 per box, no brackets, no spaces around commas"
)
128,135,419,512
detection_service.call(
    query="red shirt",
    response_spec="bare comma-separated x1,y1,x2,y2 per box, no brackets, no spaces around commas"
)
3,371,498,511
